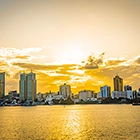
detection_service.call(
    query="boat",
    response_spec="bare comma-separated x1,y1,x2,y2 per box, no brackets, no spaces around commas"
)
48,101,54,105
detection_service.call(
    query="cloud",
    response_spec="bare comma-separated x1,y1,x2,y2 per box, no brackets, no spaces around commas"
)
135,57,140,64
0,60,8,66
81,52,105,69
105,59,126,67
1,48,140,94
10,54,140,93
15,55,30,59
68,75,91,84
0,47,44,73
12,62,77,71
0,47,42,57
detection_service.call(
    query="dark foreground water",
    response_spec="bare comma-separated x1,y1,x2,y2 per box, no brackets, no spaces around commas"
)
0,105,140,140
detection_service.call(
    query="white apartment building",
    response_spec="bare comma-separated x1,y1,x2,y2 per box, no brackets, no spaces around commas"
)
79,90,93,101
59,83,71,98
112,91,127,99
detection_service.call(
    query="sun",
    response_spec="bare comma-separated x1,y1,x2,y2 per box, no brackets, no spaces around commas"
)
62,43,86,63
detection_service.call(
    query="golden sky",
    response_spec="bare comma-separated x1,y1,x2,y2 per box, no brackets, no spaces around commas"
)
0,0,140,94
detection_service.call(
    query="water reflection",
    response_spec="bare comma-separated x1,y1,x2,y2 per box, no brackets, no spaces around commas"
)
62,109,82,138
0,105,139,140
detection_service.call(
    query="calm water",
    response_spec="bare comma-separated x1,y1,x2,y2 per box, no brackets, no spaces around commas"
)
0,105,140,140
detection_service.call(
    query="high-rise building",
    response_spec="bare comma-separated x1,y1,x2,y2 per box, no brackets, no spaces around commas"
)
27,71,37,101
19,71,37,101
0,72,5,98
100,85,111,98
59,83,71,98
19,72,27,101
113,74,123,91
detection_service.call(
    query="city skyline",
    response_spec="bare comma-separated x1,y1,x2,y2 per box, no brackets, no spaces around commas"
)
0,70,139,95
0,0,140,93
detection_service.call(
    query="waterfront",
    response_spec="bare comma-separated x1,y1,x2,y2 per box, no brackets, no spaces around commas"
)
0,105,140,140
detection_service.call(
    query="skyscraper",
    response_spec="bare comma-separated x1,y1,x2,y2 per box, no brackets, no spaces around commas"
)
0,72,5,98
27,71,37,101
113,74,123,91
19,71,37,101
59,83,71,98
19,72,27,101
100,85,111,98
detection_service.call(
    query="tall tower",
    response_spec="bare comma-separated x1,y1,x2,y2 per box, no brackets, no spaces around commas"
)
113,74,123,91
27,71,37,101
19,71,37,101
100,85,111,98
19,72,27,101
0,72,5,98
59,83,71,98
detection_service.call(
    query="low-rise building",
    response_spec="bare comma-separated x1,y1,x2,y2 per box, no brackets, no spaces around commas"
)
97,92,102,98
8,90,19,100
112,91,127,99
79,90,94,101
124,85,133,99
37,93,47,101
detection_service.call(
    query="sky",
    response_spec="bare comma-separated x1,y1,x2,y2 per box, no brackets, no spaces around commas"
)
0,0,140,94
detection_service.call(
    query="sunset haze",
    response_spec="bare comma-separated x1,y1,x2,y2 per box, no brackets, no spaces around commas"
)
0,0,140,94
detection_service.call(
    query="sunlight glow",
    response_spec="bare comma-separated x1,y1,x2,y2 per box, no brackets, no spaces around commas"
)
62,42,86,62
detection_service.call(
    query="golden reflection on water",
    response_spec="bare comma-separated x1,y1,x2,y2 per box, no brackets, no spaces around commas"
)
59,105,96,140
65,109,81,135
0,105,140,140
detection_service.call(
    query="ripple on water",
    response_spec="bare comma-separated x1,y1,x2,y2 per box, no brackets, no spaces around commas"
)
0,105,139,140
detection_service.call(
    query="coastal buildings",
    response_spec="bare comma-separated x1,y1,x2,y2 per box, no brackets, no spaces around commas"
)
113,74,123,91
100,85,111,98
0,72,5,98
132,90,137,99
19,72,27,101
27,71,37,101
112,74,126,99
112,91,127,99
19,71,37,101
8,90,19,100
1,70,139,103
79,90,94,101
37,93,47,101
112,85,132,99
97,92,102,98
59,83,71,99
124,85,133,99
124,85,132,91
134,88,140,98
138,88,140,98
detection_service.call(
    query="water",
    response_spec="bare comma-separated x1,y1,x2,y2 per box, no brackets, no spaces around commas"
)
0,105,140,140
